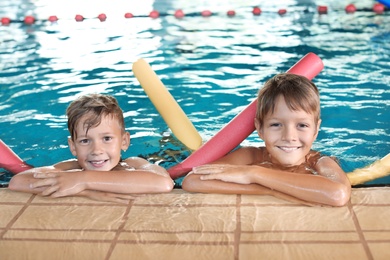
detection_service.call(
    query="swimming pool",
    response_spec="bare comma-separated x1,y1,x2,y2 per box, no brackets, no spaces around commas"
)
0,0,389,186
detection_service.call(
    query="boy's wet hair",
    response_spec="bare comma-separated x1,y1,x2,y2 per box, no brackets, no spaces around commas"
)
66,94,125,140
256,73,320,126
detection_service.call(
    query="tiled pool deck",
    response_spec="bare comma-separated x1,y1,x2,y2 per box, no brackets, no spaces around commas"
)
1,187,390,259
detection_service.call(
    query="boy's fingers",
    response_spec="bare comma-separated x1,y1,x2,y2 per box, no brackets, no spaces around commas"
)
200,174,219,180
33,172,57,178
41,185,59,196
192,165,215,173
193,165,226,174
30,178,56,189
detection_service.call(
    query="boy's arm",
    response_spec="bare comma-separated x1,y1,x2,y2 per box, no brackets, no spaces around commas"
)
8,159,81,193
208,147,262,165
182,147,316,205
182,147,262,194
30,157,173,198
184,147,351,207
124,157,172,177
189,158,351,207
182,173,316,206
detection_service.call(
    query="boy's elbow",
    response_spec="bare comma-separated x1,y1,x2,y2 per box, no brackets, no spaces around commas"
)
157,178,174,193
8,178,16,191
181,174,198,192
329,185,351,207
8,176,21,191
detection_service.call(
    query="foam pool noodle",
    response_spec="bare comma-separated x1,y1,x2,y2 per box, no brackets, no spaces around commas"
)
0,139,33,174
132,59,203,151
347,153,390,185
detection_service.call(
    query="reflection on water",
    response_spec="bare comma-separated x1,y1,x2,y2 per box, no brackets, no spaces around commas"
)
0,0,389,185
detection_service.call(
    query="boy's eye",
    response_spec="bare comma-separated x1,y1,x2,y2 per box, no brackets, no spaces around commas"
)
270,123,281,127
79,139,89,144
298,123,309,128
104,136,113,141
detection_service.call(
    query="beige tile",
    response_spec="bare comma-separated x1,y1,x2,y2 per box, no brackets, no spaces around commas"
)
119,231,234,243
241,231,360,242
352,187,390,205
31,194,115,204
0,240,110,260
239,243,368,260
364,231,390,241
368,243,390,260
240,206,355,232
241,194,296,205
353,206,390,230
110,243,235,260
134,189,237,206
0,189,33,203
3,229,116,241
12,205,127,230
0,205,24,228
123,205,236,236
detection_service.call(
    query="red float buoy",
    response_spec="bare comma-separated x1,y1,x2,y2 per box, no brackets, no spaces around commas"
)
98,13,107,21
201,10,212,17
252,7,262,15
227,10,236,17
174,9,185,18
345,4,357,13
278,9,287,15
373,3,385,14
24,15,35,25
1,17,11,25
75,14,84,22
317,5,328,14
48,15,58,22
124,13,133,18
149,10,159,18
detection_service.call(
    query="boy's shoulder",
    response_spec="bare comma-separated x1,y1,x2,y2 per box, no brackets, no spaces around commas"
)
122,157,150,169
236,146,265,155
221,146,265,165
53,159,81,170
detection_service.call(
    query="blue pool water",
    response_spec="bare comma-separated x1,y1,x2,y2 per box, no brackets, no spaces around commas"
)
0,0,389,186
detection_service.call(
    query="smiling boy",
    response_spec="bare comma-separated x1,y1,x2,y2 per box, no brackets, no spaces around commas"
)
9,94,173,202
182,73,351,206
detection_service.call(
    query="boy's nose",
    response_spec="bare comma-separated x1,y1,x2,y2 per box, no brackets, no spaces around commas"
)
282,126,297,141
91,142,104,155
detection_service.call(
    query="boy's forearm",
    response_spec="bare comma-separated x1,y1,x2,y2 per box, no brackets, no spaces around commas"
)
182,174,316,206
182,173,269,194
83,170,173,194
8,173,45,194
248,167,349,206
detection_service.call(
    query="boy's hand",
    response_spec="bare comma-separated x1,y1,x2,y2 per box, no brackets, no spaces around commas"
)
31,171,86,197
191,164,254,185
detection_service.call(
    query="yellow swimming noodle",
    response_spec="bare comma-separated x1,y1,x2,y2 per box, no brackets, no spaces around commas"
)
347,153,390,185
132,58,202,151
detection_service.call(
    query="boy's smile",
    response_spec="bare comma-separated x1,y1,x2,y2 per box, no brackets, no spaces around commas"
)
277,146,301,152
89,159,109,168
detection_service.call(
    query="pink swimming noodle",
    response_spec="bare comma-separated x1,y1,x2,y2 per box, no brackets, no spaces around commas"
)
168,52,324,179
0,139,33,174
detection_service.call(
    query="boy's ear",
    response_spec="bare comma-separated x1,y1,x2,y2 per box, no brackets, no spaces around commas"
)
314,119,322,139
254,118,264,140
68,138,77,156
121,132,130,151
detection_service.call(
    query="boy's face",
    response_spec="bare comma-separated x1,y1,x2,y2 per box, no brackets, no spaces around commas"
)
255,95,321,167
68,114,130,171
